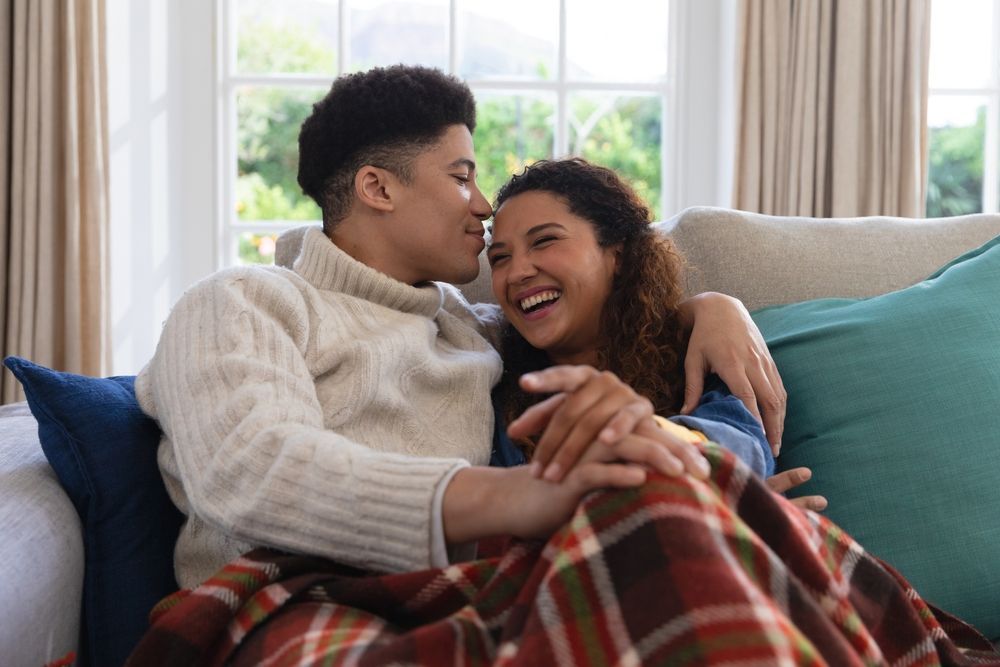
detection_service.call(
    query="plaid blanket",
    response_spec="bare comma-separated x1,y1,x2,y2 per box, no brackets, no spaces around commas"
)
128,444,1000,666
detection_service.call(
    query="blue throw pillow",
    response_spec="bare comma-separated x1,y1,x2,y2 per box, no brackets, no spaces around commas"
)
3,357,182,667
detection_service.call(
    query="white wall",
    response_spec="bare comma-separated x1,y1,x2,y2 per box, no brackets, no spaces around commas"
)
105,0,737,374
666,0,738,215
107,0,216,374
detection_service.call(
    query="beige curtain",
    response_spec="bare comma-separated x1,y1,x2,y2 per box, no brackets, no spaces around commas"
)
1,0,110,404
734,0,931,217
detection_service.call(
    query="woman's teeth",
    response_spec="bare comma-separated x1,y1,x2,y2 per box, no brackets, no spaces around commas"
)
520,290,561,313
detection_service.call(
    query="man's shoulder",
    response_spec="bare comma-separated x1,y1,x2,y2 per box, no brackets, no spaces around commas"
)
182,264,309,300
165,264,320,329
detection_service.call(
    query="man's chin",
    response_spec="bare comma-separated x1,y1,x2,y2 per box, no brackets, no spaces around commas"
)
452,265,481,285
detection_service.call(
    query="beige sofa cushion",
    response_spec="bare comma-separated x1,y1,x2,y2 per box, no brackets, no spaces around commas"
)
275,209,1000,312
660,207,1000,311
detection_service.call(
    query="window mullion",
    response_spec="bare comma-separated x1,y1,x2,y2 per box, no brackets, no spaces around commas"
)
985,93,999,212
989,0,1000,212
219,0,234,269
555,0,568,157
449,0,458,75
339,0,348,76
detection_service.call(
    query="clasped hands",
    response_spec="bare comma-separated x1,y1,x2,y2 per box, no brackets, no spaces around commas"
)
509,365,827,512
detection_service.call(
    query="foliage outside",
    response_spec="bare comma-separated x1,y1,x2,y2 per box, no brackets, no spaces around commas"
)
925,106,985,218
235,18,664,264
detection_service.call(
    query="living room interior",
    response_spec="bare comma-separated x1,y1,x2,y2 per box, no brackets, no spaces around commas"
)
2,1,1000,665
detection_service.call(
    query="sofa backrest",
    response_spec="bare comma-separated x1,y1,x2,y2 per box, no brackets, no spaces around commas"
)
274,208,1000,311
662,207,1000,311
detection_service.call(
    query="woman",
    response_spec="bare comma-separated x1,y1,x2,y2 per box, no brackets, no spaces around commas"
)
487,157,817,505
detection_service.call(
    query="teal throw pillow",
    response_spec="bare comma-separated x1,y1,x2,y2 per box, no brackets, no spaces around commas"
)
752,233,1000,640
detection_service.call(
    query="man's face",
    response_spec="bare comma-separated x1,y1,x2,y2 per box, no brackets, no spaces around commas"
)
386,124,492,285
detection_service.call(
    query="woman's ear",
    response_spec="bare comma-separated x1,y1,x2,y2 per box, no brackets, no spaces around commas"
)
354,166,395,213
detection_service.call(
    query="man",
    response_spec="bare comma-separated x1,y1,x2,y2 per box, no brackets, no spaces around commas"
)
136,65,786,588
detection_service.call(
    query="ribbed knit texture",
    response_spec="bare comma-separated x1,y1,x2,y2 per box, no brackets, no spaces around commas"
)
136,228,503,588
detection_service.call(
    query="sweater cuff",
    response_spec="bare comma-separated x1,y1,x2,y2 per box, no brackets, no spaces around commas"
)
430,462,474,567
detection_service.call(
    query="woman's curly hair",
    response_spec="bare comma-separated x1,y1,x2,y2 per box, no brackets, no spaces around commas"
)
492,158,689,449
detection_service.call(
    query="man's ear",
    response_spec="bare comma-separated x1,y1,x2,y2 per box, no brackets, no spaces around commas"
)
354,165,396,213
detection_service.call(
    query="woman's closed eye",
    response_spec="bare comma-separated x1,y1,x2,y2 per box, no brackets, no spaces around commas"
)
488,252,509,267
532,235,558,247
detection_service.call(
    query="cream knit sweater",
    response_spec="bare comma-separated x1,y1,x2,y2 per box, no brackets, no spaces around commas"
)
136,228,503,588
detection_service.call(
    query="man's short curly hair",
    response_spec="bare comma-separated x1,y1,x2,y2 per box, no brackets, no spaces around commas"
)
297,65,477,231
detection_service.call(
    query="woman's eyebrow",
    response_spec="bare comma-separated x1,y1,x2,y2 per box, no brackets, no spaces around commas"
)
525,222,564,235
488,222,566,252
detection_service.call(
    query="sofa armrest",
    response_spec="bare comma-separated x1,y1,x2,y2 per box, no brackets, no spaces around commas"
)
0,403,83,666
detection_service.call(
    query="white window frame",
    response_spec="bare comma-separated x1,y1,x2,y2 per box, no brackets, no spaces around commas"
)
927,0,1000,214
213,0,736,268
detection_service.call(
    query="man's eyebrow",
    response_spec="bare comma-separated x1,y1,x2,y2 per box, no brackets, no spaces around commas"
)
447,158,476,171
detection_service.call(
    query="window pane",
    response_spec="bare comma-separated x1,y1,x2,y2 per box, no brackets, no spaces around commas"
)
349,0,448,71
569,94,662,219
236,0,338,74
566,1,668,82
457,1,558,81
926,96,986,218
472,93,555,202
929,0,994,89
237,232,279,266
236,86,324,222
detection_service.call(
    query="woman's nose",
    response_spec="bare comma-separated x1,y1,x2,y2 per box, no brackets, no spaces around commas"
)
507,251,537,283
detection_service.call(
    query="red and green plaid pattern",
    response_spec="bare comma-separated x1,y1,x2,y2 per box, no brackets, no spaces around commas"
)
128,444,1000,666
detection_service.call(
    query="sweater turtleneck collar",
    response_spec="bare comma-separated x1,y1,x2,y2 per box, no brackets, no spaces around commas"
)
293,227,444,317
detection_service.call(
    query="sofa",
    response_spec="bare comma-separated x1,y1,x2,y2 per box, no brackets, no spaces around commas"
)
3,206,999,666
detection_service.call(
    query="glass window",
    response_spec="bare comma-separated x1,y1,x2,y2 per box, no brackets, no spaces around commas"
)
570,94,662,216
926,0,999,217
457,1,558,81
926,97,986,217
223,1,676,266
929,0,994,90
236,0,339,74
566,1,669,82
236,86,324,223
472,92,555,201
348,0,449,71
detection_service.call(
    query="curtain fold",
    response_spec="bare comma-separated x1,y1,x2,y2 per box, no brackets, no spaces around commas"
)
1,0,109,404
734,0,930,218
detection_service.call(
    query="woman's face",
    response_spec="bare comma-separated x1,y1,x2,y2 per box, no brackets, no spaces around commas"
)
488,191,619,365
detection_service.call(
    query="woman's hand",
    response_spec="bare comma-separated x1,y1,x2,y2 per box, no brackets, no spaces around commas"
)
506,365,710,483
677,292,787,455
765,466,828,511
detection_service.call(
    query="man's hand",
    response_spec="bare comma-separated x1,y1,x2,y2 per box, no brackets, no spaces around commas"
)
765,466,827,511
678,292,787,455
443,461,648,544
506,365,710,483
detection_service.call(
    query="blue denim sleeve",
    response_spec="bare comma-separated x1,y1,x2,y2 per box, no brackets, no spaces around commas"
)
489,391,527,468
669,377,774,478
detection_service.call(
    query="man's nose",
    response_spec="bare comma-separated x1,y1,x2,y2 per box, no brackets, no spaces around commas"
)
470,184,492,220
